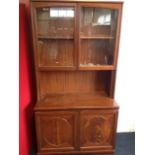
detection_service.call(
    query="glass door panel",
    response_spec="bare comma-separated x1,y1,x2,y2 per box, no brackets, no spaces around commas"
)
80,7,118,67
36,7,75,68
38,39,74,67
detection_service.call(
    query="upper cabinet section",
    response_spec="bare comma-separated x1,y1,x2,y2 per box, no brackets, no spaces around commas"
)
31,2,122,71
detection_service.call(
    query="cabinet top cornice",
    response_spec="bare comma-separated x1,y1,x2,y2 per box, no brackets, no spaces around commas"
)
31,0,123,3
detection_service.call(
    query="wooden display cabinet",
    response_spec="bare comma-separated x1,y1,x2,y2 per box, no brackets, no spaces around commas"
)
30,1,123,155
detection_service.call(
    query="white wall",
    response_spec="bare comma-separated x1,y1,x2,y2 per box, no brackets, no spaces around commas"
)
113,0,155,132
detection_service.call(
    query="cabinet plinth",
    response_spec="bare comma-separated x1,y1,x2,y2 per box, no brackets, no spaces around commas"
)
30,1,123,155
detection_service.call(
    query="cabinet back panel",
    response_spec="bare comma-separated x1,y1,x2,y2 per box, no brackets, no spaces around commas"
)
39,71,110,98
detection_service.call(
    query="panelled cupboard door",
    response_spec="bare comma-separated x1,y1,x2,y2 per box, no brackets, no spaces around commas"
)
80,110,118,151
35,111,78,152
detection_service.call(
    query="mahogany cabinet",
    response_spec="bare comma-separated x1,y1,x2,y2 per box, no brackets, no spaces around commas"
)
30,1,123,155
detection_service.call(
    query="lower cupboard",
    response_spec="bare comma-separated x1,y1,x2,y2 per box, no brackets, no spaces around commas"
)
35,109,118,155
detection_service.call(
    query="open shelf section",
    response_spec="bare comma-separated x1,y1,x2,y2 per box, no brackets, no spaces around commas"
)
38,35,74,39
80,35,114,40
35,92,119,111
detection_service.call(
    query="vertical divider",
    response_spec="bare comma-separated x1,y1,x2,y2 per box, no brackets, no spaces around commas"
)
76,3,80,69
77,110,81,150
74,4,78,69
109,70,116,98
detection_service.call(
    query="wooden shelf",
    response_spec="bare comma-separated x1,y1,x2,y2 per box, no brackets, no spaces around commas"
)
35,92,119,111
80,35,114,39
79,65,116,70
38,35,74,39
38,66,76,71
38,65,115,71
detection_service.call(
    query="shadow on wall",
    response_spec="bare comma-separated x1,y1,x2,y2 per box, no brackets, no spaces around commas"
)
19,3,36,155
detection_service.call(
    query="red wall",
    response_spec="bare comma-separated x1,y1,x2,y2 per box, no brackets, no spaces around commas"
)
19,3,35,155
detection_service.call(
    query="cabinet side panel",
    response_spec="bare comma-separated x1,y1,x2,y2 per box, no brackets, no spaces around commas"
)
31,3,41,100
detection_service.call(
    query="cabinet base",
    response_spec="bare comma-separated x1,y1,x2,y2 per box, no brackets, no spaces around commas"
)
37,153,114,155
36,151,115,155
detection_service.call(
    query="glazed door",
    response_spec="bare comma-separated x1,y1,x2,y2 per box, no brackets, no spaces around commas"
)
78,3,122,70
31,2,77,70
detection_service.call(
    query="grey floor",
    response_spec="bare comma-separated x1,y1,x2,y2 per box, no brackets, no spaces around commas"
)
116,132,135,155
30,132,135,155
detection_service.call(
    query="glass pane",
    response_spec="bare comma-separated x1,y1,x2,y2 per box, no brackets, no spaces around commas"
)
36,7,75,67
80,40,114,66
80,7,118,66
38,39,74,67
37,7,74,37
